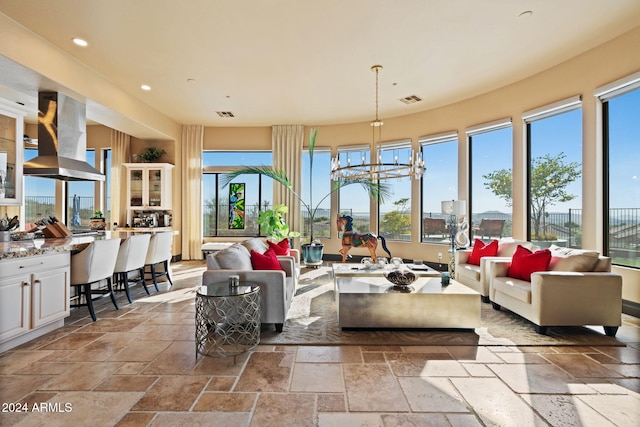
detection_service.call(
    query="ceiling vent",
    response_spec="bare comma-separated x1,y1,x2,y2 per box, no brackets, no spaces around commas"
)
216,111,235,118
399,95,423,105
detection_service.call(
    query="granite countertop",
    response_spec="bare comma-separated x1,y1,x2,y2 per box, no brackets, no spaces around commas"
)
0,234,103,260
0,229,178,261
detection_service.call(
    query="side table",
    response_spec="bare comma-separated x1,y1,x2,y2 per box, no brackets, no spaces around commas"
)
195,281,260,361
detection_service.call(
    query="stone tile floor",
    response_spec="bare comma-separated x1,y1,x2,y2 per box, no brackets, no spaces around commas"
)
1,261,639,426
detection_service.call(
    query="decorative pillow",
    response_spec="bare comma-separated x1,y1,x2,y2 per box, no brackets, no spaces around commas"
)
267,238,290,256
468,239,499,265
508,245,551,281
250,249,282,270
213,244,253,270
548,244,599,272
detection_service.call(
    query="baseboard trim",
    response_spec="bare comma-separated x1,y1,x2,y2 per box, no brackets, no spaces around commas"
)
623,299,640,318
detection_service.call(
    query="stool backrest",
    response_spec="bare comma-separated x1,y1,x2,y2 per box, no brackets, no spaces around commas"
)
71,238,122,285
145,231,173,265
114,234,151,273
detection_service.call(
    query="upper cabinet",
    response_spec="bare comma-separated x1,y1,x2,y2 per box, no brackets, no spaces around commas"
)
123,163,174,210
0,99,24,206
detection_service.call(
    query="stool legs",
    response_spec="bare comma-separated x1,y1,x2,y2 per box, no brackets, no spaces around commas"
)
147,261,173,291
73,278,119,322
107,277,119,310
84,284,97,322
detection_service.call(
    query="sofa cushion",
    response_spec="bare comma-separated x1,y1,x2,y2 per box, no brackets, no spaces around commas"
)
593,256,611,272
241,238,269,254
458,263,481,283
493,276,532,304
508,245,551,281
212,244,253,270
250,249,283,270
267,238,290,256
548,244,599,272
468,239,498,265
497,239,537,257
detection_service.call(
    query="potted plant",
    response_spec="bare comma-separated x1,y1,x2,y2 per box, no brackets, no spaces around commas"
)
257,204,300,243
138,147,166,162
90,210,106,230
222,128,389,266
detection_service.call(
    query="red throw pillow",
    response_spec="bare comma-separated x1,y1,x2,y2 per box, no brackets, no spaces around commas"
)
468,239,499,266
508,245,552,281
250,249,282,270
267,238,290,256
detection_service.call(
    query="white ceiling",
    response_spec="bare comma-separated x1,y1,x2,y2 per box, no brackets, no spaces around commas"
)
1,0,639,133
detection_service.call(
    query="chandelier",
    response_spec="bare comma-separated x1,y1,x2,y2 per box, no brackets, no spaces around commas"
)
330,65,425,180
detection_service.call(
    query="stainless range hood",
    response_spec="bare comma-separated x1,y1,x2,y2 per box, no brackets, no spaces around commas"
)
23,92,105,181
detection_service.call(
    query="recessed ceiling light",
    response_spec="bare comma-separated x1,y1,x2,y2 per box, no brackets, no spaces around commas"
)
141,84,151,91
72,38,88,47
518,10,533,18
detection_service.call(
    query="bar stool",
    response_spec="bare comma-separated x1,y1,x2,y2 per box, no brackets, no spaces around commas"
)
144,231,174,291
70,238,122,321
113,234,152,303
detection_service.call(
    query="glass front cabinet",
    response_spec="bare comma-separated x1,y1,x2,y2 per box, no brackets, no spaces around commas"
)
123,163,174,223
0,99,25,206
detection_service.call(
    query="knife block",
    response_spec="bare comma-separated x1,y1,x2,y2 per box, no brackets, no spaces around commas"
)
42,222,72,238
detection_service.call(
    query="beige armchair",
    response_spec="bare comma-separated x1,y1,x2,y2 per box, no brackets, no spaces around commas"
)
455,239,536,302
205,242,295,332
488,254,622,336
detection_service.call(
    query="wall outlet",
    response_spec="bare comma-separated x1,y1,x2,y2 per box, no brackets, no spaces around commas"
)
437,252,443,261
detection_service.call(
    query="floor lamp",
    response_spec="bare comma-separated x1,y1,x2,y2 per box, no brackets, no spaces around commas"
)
441,200,466,275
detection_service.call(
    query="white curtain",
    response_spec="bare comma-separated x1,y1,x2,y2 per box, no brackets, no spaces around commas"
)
181,124,203,259
110,130,130,227
272,125,303,243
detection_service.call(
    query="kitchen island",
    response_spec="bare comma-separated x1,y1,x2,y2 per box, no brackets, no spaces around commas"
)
0,232,127,352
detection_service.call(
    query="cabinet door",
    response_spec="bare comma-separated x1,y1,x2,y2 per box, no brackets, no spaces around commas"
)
31,268,70,328
0,275,31,342
147,167,164,207
0,101,25,206
129,168,144,207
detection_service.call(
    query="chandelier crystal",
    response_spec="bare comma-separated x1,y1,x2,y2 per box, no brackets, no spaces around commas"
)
330,65,425,181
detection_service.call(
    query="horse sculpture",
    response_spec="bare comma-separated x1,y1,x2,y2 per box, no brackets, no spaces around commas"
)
337,214,392,263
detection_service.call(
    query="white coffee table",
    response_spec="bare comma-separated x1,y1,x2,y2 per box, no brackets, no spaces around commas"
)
335,275,481,329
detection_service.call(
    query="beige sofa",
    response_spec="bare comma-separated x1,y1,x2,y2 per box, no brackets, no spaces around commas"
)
455,239,536,302
488,246,622,336
205,238,297,332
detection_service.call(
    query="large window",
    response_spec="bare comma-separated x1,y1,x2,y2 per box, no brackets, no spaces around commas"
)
420,133,458,244
378,141,413,242
468,120,513,241
23,147,55,228
66,150,96,230
337,145,372,236
202,151,273,238
301,148,331,240
524,98,582,248
598,74,640,268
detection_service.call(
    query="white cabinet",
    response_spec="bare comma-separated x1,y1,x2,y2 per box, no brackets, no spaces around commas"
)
123,163,174,225
0,252,70,350
0,99,25,206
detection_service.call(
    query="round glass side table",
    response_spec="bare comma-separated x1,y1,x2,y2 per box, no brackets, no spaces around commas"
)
195,281,260,361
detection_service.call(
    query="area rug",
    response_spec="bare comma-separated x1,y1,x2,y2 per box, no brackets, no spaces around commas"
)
260,266,623,347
